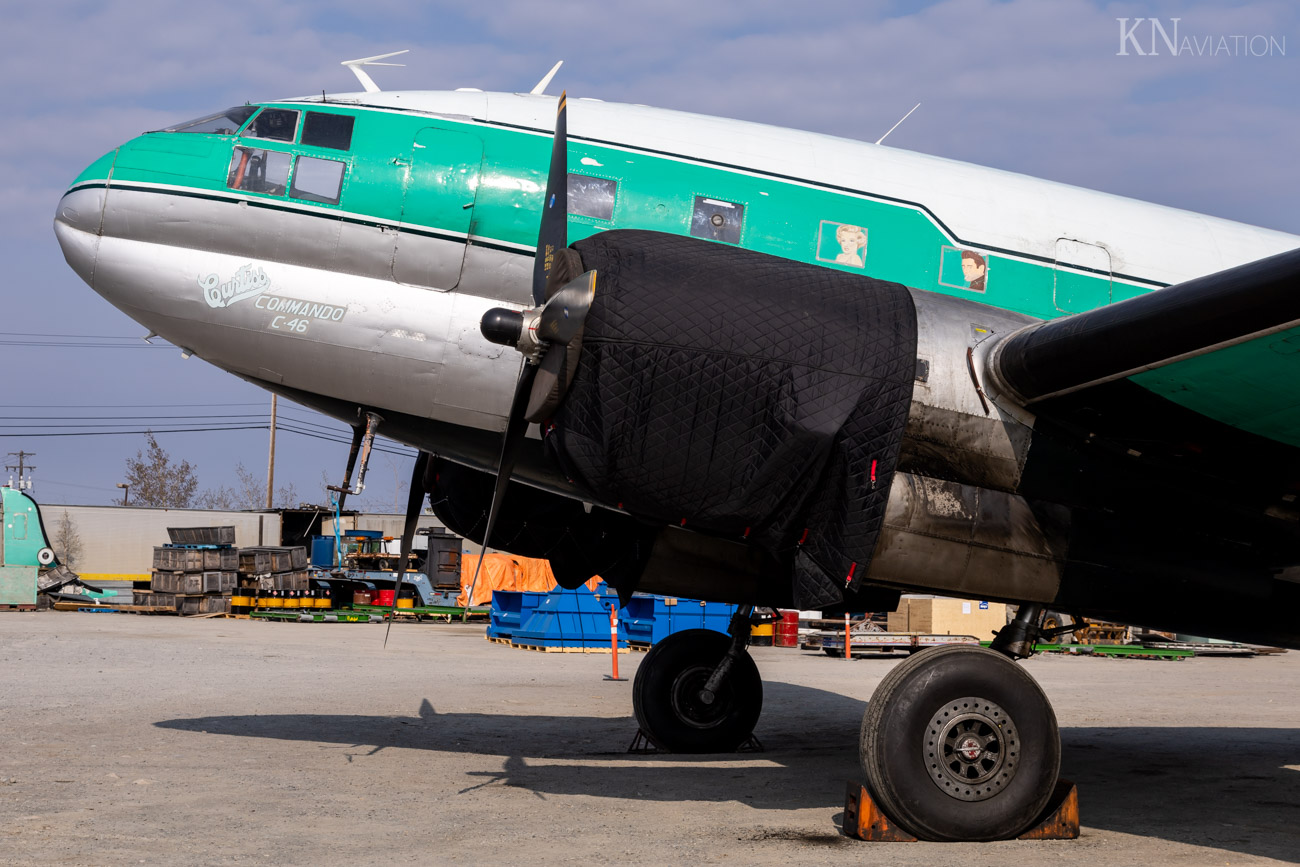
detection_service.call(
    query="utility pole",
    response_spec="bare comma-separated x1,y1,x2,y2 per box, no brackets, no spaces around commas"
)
5,451,35,490
265,394,278,509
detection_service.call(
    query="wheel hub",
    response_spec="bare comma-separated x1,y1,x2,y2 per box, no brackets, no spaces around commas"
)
670,666,733,730
925,696,1018,802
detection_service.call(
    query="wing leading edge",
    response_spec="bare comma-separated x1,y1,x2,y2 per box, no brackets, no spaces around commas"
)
989,247,1300,512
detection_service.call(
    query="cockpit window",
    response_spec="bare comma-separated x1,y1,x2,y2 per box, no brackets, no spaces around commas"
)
301,112,355,150
161,106,257,135
227,147,291,196
244,108,300,143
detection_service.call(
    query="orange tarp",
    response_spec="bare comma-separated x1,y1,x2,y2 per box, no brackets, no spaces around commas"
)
456,553,600,607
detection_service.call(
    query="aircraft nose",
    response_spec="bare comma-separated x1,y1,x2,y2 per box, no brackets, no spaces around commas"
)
53,185,105,289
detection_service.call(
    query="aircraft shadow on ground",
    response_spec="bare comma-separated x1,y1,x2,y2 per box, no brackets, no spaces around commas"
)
156,680,1300,862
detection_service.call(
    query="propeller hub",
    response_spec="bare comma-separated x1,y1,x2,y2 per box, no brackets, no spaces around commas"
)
480,308,525,347
482,306,546,360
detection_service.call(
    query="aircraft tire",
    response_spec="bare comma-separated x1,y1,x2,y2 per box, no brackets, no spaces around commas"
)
859,645,1059,841
632,628,762,753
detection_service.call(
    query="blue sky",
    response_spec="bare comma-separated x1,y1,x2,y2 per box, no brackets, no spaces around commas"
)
2,0,1295,509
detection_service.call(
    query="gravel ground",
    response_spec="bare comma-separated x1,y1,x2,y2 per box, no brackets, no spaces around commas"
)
1,611,1298,865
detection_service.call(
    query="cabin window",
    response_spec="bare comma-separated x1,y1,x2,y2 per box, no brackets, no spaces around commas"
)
290,156,346,205
162,106,257,135
690,196,744,244
301,112,355,150
245,108,300,143
227,147,291,196
568,173,617,221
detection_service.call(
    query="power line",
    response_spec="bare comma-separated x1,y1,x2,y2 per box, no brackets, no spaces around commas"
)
0,422,272,429
0,332,166,338
0,425,272,437
4,403,266,408
0,422,418,457
0,341,172,349
31,478,120,493
0,414,270,421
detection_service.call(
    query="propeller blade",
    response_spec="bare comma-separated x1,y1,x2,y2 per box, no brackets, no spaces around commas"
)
462,361,539,620
537,270,597,345
384,450,431,647
532,92,568,305
465,93,569,617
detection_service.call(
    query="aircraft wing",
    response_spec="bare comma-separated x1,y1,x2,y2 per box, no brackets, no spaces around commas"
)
990,246,1300,512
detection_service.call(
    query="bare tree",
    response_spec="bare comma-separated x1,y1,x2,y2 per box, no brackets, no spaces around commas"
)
122,432,199,507
53,510,83,570
384,455,411,513
234,463,263,509
196,463,297,510
193,486,236,510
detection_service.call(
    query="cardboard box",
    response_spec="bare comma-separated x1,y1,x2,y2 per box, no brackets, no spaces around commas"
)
886,596,1006,640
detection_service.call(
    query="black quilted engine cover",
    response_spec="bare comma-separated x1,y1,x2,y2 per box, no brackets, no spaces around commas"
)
545,230,917,608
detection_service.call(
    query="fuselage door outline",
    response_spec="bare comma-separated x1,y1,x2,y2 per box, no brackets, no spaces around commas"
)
392,126,485,292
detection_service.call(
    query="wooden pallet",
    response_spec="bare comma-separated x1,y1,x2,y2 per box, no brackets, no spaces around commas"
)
51,602,177,614
509,642,648,654
0,603,36,611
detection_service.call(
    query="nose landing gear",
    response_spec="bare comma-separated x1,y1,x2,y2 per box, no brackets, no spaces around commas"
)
631,608,764,754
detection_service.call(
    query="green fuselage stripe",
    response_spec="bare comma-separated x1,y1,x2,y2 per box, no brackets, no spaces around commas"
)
74,100,1146,325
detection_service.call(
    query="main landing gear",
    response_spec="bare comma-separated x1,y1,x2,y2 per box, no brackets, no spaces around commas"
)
859,602,1062,841
629,601,1062,841
631,606,764,753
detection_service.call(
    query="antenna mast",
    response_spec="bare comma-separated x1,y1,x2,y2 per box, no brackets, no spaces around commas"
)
876,103,921,146
340,50,409,93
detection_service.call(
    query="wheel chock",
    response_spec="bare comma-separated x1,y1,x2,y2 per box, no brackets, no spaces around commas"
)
842,783,917,842
842,779,1079,841
1016,779,1080,840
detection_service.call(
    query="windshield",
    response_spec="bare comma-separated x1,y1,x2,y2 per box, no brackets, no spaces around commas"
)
161,106,257,135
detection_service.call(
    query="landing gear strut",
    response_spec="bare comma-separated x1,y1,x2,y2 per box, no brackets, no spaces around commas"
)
631,607,763,753
858,605,1062,841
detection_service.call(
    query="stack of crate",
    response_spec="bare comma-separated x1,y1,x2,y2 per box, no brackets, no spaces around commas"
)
137,527,239,614
239,546,309,597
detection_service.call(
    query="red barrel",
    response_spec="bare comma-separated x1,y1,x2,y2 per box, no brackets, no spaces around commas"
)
373,589,396,607
775,610,800,648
